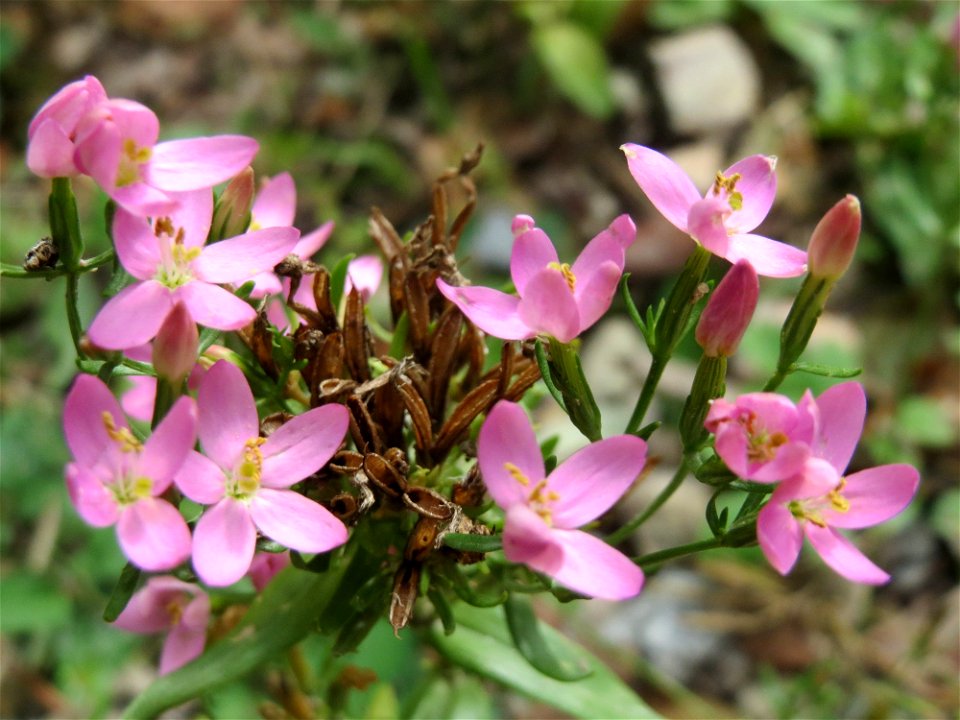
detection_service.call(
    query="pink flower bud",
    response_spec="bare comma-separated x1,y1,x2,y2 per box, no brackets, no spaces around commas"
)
152,303,198,383
807,195,861,280
695,260,759,357
211,166,255,241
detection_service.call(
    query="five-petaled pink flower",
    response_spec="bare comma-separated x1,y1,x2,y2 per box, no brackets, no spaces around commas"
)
437,214,636,343
63,375,196,571
87,189,299,350
477,400,646,599
113,576,210,675
73,97,258,216
706,392,815,483
757,382,919,584
174,360,350,587
621,144,806,278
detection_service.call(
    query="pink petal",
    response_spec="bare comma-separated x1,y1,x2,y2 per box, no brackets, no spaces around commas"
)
251,172,296,228
176,281,256,332
113,210,161,280
510,224,559,295
502,503,562,569
723,234,807,278
757,501,803,576
345,255,383,301
260,404,349,488
784,458,844,500
26,119,78,177
63,374,127,466
549,528,644,600
687,195,732,252
117,498,192,572
121,376,157,423
822,464,919,529
139,396,197,490
517,268,581,343
294,221,334,259
88,281,173,350
174,451,226,504
813,382,865,473
547,435,647,528
194,227,299,284
248,552,290,591
243,271,283,299
159,622,207,675
196,360,259,469
249,488,348,553
192,498,257,586
570,224,627,286
722,154,777,234
478,401,546,510
113,577,191,633
621,143,699,232
65,463,119,527
164,189,215,249
148,136,260,191
29,76,107,139
110,182,179,218
804,524,889,584
572,260,622,333
436,279,533,341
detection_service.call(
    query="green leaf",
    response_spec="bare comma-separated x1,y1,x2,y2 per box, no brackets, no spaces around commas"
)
788,361,862,378
0,571,72,633
442,533,503,553
896,395,956,448
102,563,142,622
505,593,591,681
547,337,602,441
330,252,356,310
534,338,567,411
432,603,661,719
531,21,616,119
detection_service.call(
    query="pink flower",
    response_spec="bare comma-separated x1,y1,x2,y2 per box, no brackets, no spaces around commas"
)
706,392,815,483
806,195,861,280
248,552,291,591
87,189,299,350
757,382,920,584
174,361,350,586
73,98,258,216
27,75,107,177
477,401,646,600
120,343,206,423
63,375,196,571
243,172,335,298
621,144,806,278
345,254,384,301
113,576,210,675
437,214,636,343
695,259,759,357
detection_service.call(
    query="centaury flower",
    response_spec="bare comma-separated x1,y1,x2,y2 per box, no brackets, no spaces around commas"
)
27,75,107,178
174,361,350,586
63,375,196,571
757,382,919,584
113,576,210,675
87,189,299,350
437,214,636,343
477,401,646,600
621,144,806,277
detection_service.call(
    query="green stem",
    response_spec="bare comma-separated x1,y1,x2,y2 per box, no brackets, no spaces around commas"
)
606,457,689,545
625,353,666,435
633,537,722,568
65,272,85,357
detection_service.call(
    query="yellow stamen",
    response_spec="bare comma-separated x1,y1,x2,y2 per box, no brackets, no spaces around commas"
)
711,171,743,211
503,462,530,486
116,139,153,187
232,437,266,498
102,411,143,453
165,599,184,626
547,261,577,293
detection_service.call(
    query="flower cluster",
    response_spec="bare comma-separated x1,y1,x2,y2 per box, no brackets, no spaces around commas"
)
18,75,920,694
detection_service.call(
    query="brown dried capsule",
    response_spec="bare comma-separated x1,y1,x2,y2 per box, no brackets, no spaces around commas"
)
362,452,408,497
343,288,371,382
389,560,420,635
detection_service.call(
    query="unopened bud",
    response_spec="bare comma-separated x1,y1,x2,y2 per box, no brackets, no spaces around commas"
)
153,303,198,384
695,260,759,357
807,195,861,280
211,167,255,241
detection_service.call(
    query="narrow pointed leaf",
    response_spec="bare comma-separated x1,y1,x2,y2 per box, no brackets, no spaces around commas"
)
504,593,591,681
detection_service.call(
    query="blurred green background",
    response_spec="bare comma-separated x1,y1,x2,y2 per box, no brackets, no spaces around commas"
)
1,1,957,718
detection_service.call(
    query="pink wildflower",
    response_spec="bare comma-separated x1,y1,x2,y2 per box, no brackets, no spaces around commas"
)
174,361,349,587
706,392,815,483
249,552,291,591
27,75,107,178
621,144,806,278
113,576,210,675
695,259,759,357
477,401,646,600
437,214,636,343
63,375,196,571
87,189,299,350
73,98,258,216
757,382,919,584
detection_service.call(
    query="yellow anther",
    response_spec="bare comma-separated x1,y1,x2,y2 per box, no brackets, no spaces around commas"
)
155,217,175,237
711,171,744,211
547,262,577,293
131,476,153,499
171,244,201,265
503,462,530,487
165,599,184,626
102,411,143,453
117,139,152,187
828,478,850,513
231,437,266,498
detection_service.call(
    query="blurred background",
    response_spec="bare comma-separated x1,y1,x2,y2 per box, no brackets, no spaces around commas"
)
1,1,958,718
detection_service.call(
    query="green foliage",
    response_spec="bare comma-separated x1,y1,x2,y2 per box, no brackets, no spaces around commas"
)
530,21,616,119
